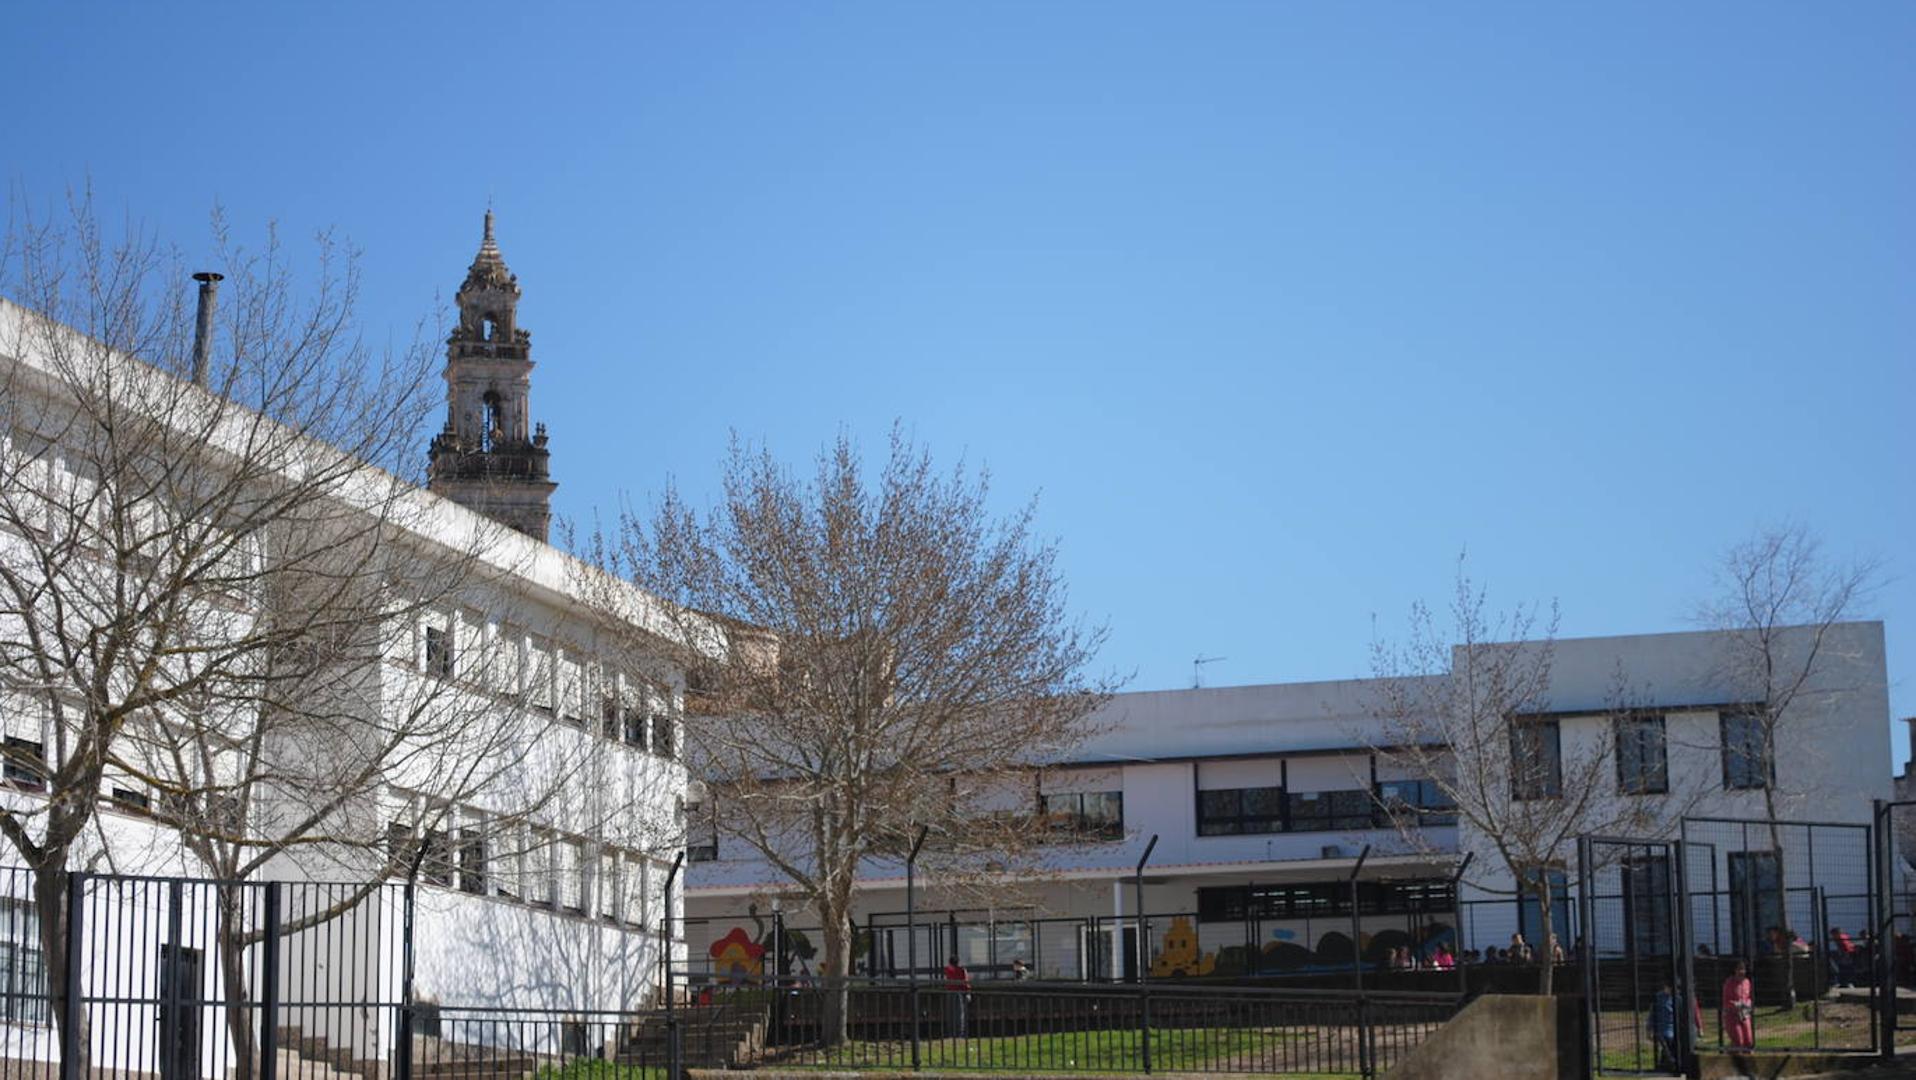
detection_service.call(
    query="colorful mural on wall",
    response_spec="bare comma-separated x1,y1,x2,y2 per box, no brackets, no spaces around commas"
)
708,927,766,983
1149,916,1217,978
1195,921,1456,976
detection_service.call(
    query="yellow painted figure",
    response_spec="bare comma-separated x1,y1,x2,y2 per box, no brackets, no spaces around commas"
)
1149,915,1217,978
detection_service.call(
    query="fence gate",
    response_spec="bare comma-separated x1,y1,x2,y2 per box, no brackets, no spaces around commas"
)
1579,836,1691,1076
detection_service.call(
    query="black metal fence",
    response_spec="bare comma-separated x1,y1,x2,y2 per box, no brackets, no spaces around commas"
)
0,862,1464,1080
1579,815,1887,1078
673,973,1461,1076
687,895,1563,986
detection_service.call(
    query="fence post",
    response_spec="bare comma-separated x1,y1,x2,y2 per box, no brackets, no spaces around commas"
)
260,883,282,1080
58,871,85,1080
1134,834,1158,1075
1448,853,1473,998
905,826,928,1072
663,852,684,1080
1672,840,1697,1076
1576,836,1598,1080
1346,845,1370,1079
396,878,415,1080
162,880,184,1080
1877,799,1895,1060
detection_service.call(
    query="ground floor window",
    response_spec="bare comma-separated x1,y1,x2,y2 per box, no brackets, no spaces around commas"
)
0,900,46,1025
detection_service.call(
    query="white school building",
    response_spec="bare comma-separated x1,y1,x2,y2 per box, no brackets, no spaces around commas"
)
0,217,694,1077
684,622,1896,982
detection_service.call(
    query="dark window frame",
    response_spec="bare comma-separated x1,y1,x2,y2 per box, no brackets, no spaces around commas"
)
1196,786,1285,836
457,828,488,895
1376,779,1458,827
3,738,46,793
1510,718,1563,800
1040,790,1124,839
1721,708,1772,791
1614,712,1670,795
423,624,453,679
1287,789,1375,832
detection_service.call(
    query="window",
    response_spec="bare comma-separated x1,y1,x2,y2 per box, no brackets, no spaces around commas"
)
0,899,47,1025
1510,718,1562,800
1196,786,1284,836
421,827,454,888
652,712,675,759
623,855,647,927
1728,850,1783,958
4,738,45,793
686,802,719,862
527,833,557,908
1377,780,1457,827
1287,790,1374,832
560,840,587,914
386,821,417,875
1614,712,1668,795
1721,708,1771,790
457,828,488,895
601,696,621,741
109,787,151,814
1622,854,1672,956
1517,867,1571,948
599,851,621,921
527,637,553,714
623,700,647,749
1041,791,1124,839
423,623,452,678
1195,879,1456,923
557,655,584,726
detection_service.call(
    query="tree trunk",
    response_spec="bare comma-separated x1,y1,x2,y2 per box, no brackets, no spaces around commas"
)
1763,786,1798,1007
33,859,90,1078
819,916,853,1046
216,887,258,1080
1535,879,1556,996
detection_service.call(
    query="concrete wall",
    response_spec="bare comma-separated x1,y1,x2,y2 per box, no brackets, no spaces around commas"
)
1383,994,1559,1080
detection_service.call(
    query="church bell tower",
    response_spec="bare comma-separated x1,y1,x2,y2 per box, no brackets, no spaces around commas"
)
427,210,556,541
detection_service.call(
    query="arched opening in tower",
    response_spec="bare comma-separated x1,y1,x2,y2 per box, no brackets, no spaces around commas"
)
482,391,504,452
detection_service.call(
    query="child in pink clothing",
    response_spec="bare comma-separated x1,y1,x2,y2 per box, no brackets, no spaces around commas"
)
1721,961,1755,1051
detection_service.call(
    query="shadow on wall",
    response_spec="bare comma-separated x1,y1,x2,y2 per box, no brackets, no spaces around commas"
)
416,889,660,1010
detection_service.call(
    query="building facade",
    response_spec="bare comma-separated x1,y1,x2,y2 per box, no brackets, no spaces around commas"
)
684,623,1894,982
0,218,691,1076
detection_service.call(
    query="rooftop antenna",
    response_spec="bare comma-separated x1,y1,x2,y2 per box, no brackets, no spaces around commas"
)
1192,655,1226,689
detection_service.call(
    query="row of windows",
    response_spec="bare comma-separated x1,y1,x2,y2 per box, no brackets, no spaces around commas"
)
1511,709,1773,801
417,616,678,759
1196,879,1458,922
1195,781,1456,837
388,817,659,927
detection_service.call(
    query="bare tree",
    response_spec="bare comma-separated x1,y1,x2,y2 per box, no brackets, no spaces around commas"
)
1698,523,1880,984
583,427,1110,1043
1369,560,1677,994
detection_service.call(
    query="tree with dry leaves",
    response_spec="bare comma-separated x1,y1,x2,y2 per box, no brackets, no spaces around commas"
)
584,428,1110,1043
1369,561,1685,994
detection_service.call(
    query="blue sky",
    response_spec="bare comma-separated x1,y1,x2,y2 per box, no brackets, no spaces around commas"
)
7,3,1912,758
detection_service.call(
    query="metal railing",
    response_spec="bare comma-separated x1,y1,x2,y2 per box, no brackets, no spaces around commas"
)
673,973,1460,1076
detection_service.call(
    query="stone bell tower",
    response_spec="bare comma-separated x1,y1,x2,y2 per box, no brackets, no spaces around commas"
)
427,210,556,541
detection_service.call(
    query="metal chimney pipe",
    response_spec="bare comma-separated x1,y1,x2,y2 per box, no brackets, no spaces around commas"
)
190,271,223,386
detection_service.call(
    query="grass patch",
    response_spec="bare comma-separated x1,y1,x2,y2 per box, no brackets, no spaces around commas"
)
532,1061,668,1080
787,1026,1360,1076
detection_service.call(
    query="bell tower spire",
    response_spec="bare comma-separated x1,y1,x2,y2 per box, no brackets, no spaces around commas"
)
426,210,556,541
